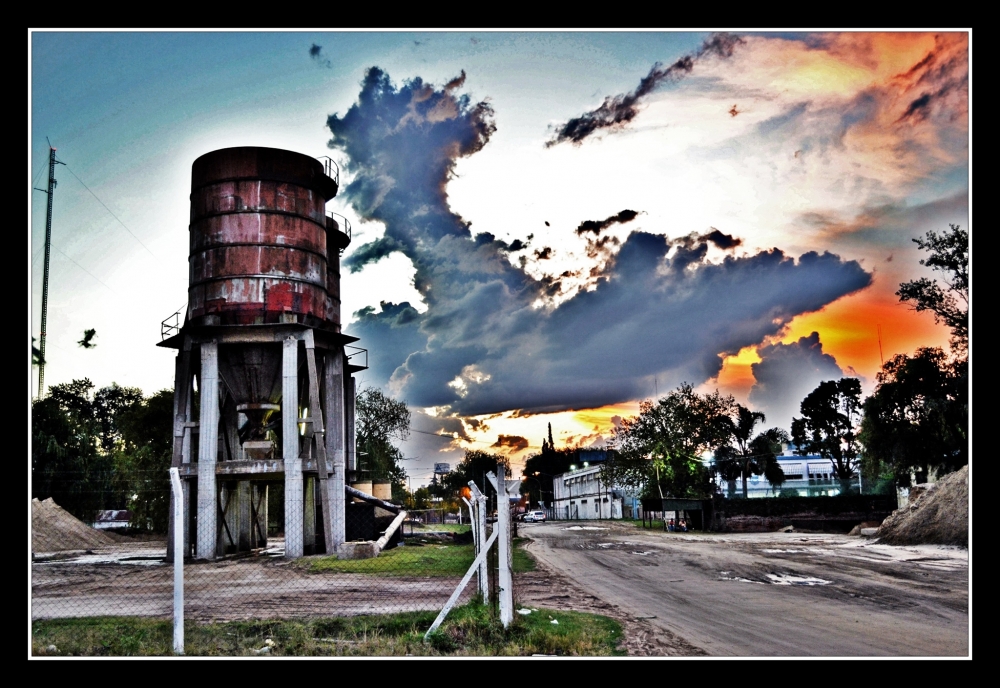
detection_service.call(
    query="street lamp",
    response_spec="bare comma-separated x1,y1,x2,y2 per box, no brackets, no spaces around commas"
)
521,475,542,508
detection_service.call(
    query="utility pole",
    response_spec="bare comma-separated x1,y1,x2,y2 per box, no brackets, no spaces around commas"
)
35,143,63,399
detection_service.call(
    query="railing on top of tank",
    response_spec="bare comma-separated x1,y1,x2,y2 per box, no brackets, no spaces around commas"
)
316,156,340,186
326,211,352,254
346,345,368,370
161,307,184,340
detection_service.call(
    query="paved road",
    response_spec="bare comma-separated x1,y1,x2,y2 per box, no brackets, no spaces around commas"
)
521,521,968,657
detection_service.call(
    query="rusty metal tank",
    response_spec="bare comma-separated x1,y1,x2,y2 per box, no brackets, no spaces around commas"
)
187,147,350,330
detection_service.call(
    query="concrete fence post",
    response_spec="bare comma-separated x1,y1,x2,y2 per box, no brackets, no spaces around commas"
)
496,466,513,627
169,467,184,655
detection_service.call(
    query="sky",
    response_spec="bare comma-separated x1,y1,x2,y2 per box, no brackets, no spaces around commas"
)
29,30,969,485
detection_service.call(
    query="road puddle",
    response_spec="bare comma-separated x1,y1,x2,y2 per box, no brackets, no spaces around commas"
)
766,574,831,585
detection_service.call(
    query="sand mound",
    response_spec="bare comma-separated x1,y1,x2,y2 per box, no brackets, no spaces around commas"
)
32,498,117,553
875,465,968,547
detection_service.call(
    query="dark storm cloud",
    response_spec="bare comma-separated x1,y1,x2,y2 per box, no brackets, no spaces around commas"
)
546,33,745,147
344,235,406,272
492,435,529,451
748,332,845,433
703,228,742,250
575,209,640,236
309,44,332,69
330,67,873,416
897,93,932,123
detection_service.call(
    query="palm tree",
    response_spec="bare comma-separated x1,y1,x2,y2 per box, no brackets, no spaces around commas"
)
714,405,789,498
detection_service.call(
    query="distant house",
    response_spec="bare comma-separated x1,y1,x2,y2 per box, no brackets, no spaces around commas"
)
715,453,862,498
91,509,132,530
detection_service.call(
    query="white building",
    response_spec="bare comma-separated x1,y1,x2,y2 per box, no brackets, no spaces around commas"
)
717,454,862,498
552,464,623,520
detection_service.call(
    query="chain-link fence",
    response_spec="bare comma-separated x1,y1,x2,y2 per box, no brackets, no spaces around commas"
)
31,470,522,655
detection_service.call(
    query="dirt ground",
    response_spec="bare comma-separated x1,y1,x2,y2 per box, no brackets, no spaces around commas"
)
520,520,969,657
30,519,970,657
30,538,475,623
515,566,706,656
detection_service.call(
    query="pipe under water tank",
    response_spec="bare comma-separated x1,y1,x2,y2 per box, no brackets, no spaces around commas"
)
186,146,349,330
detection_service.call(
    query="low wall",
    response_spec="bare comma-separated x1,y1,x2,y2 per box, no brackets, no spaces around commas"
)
711,494,897,533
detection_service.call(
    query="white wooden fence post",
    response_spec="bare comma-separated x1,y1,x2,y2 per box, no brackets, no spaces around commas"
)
495,466,513,627
169,467,184,655
468,482,489,602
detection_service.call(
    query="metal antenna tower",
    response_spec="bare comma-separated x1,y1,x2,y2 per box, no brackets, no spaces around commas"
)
35,142,64,398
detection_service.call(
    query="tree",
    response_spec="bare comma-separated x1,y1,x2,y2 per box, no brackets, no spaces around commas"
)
714,405,790,498
520,423,577,507
896,224,968,358
111,389,174,531
355,387,410,489
32,337,44,366
860,223,969,487
859,347,967,486
441,449,511,504
33,379,174,531
33,379,119,522
791,378,863,492
605,383,735,500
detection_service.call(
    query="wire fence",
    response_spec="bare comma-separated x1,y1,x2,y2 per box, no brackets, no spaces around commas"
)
31,473,522,656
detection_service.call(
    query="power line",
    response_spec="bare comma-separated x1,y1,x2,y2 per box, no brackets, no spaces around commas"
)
52,244,117,294
61,163,157,258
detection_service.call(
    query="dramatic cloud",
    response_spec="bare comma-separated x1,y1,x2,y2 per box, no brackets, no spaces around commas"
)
748,332,846,433
329,67,872,417
575,209,640,236
691,32,969,202
547,32,745,146
492,435,529,451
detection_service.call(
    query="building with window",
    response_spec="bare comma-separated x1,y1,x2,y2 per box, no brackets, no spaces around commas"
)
551,464,624,520
717,453,863,498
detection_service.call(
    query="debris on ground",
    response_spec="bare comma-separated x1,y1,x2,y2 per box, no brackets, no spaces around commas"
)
875,465,968,547
847,521,883,536
32,498,118,553
515,549,707,656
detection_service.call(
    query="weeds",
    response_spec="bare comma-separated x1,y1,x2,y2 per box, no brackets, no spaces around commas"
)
32,604,623,656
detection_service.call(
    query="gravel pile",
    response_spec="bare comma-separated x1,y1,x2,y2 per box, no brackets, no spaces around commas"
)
32,498,117,553
875,465,968,547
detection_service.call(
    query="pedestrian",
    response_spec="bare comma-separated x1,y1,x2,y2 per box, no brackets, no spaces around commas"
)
679,519,687,532
668,518,675,532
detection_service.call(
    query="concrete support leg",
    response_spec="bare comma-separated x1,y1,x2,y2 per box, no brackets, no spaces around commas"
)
252,484,268,549
237,481,252,551
346,375,356,475
196,340,219,560
282,336,303,559
167,347,191,562
181,386,192,557
303,476,316,554
325,350,346,552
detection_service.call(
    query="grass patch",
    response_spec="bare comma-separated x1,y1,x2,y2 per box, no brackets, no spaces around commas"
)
306,536,536,576
513,537,536,573
406,523,471,533
32,605,623,656
308,541,476,576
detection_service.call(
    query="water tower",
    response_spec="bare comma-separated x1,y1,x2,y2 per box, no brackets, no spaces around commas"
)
159,147,366,559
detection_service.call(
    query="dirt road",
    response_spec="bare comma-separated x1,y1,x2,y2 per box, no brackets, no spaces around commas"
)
521,520,969,657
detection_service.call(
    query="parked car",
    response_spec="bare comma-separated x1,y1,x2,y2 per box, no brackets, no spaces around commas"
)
524,510,546,522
